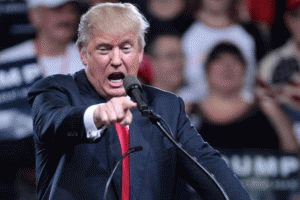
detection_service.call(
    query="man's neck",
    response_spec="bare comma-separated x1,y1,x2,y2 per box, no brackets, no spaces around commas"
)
34,36,69,57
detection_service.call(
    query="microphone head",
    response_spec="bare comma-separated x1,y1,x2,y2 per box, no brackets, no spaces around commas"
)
123,76,142,94
123,75,149,114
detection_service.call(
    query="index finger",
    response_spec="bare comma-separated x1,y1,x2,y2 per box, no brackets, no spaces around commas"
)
110,97,137,118
122,98,137,110
110,96,137,109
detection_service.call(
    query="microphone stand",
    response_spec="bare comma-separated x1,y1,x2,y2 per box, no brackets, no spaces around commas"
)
141,109,230,200
103,146,143,200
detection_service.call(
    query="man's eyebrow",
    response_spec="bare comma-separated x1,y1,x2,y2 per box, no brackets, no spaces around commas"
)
94,42,112,49
93,39,134,49
120,39,134,46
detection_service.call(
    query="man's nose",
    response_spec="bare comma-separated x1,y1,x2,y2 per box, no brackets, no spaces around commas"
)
111,49,122,67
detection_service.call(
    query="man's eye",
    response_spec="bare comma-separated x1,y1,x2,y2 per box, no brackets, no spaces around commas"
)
122,46,132,53
98,48,110,54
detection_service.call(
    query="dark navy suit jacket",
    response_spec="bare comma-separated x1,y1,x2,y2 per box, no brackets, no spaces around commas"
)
28,70,251,200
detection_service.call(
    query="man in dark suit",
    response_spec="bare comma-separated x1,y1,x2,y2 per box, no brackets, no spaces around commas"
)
28,2,252,200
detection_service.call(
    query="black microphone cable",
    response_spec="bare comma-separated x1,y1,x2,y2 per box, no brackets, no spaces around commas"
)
103,146,143,200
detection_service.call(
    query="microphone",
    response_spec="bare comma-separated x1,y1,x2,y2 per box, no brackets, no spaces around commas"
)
123,76,149,113
103,146,143,200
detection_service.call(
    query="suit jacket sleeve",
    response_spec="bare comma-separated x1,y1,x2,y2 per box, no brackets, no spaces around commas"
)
173,97,252,199
28,75,89,145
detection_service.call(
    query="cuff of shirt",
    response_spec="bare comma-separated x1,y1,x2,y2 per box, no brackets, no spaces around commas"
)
84,105,106,141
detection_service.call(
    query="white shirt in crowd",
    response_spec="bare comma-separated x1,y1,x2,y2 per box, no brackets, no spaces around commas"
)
0,39,85,76
182,22,257,102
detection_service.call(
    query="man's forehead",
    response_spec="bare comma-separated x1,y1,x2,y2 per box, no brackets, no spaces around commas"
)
90,31,138,44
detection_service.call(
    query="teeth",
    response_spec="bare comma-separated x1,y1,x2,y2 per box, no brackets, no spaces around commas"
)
110,79,123,83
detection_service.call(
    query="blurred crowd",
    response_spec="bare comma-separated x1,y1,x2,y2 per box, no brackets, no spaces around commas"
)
0,0,300,199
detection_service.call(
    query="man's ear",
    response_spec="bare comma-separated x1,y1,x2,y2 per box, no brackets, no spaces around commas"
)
139,48,144,64
79,47,88,66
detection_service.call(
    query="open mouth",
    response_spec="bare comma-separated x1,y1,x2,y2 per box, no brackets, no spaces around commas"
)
108,72,125,83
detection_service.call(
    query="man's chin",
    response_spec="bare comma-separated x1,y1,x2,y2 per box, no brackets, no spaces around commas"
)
107,89,126,99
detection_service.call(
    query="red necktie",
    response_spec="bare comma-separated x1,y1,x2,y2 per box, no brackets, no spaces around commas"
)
115,123,130,200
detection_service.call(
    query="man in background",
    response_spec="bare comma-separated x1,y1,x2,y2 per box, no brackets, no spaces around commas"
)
0,0,85,199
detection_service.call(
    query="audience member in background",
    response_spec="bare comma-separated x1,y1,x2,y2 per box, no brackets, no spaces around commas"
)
187,42,299,153
147,33,185,94
0,0,84,76
258,0,300,145
147,32,203,105
142,0,195,53
0,0,85,199
182,0,256,102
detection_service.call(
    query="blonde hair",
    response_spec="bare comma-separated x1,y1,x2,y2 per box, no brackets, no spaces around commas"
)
76,2,149,51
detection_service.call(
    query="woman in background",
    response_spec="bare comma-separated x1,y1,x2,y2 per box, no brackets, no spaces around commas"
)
182,0,256,102
187,42,298,153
